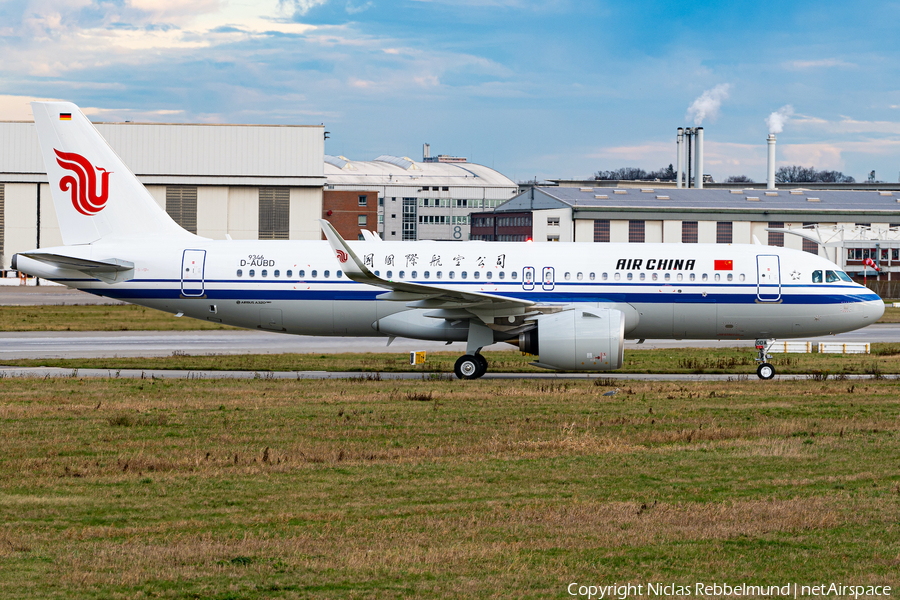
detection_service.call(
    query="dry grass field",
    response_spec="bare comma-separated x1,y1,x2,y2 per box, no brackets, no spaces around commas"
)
1,376,898,598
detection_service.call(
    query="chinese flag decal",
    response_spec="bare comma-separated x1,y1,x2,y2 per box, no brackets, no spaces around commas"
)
714,260,733,270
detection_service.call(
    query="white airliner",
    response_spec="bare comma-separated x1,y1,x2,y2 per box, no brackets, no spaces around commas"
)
13,102,885,379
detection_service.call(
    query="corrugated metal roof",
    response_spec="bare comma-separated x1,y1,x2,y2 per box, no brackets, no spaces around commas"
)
325,157,515,188
497,186,900,214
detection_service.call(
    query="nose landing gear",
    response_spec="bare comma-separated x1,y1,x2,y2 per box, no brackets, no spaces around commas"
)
755,339,775,380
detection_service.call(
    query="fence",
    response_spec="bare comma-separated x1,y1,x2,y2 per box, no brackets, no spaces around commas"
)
768,341,870,354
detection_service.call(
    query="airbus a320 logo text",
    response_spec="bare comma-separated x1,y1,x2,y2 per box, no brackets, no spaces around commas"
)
54,148,112,216
336,250,348,263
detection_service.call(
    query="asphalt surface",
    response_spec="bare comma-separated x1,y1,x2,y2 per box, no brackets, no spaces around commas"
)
0,284,124,306
0,366,894,382
0,325,894,360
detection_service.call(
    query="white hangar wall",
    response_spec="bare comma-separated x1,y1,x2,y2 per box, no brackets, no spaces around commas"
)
0,120,325,270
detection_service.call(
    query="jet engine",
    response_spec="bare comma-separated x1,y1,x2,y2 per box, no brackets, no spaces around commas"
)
518,308,624,371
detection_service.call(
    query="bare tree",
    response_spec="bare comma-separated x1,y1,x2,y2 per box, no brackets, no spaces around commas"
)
594,165,676,181
776,165,855,183
725,175,754,183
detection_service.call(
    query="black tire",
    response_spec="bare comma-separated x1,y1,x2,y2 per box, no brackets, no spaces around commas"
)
455,355,482,380
757,363,775,380
474,353,488,377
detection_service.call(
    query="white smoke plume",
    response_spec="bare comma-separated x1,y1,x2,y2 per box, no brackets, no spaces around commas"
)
686,84,730,125
766,104,794,134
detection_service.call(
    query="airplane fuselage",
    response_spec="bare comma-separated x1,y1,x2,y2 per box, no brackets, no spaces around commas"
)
18,238,884,341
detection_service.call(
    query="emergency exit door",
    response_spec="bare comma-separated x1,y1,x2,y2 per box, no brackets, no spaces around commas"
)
756,254,781,302
181,249,206,297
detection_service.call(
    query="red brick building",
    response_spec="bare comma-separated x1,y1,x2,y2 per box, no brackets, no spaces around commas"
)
322,190,379,240
470,211,533,241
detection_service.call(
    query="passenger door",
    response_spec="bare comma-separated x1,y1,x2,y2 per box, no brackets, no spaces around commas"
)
181,249,206,297
756,255,781,302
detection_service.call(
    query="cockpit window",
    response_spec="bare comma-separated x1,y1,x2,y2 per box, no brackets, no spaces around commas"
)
825,270,839,283
837,271,852,282
812,270,822,283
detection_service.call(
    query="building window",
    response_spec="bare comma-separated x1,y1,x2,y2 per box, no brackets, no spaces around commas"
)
628,220,645,243
166,186,198,234
378,214,384,224
802,222,818,254
358,195,368,206
379,196,384,206
768,221,784,247
716,221,733,244
593,219,610,243
358,215,367,227
402,197,417,240
547,217,560,227
682,221,698,243
258,187,290,240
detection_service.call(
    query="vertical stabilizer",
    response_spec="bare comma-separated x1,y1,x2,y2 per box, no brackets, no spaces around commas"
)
31,101,195,245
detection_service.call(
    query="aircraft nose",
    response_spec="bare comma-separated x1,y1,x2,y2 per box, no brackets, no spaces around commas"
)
861,298,885,323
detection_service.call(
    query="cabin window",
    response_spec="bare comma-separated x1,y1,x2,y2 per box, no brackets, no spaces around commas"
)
652,273,658,281
449,271,455,280
676,273,683,281
287,270,292,277
473,271,480,280
261,269,268,277
577,272,583,280
511,271,518,280
625,272,632,280
702,273,708,281
727,273,733,282
324,270,330,278
249,269,256,277
602,273,608,280
640,273,646,281
374,270,380,277
486,271,493,280
714,273,721,281
664,273,671,281
436,271,442,279
812,270,822,283
274,269,280,277
564,272,571,280
614,273,621,281
498,272,505,280
424,271,430,279
237,269,243,277
689,273,695,281
399,270,405,278
412,271,418,278
462,271,468,279
386,270,393,278
826,270,840,283
739,274,745,281
590,272,596,281
337,270,342,278
299,270,305,277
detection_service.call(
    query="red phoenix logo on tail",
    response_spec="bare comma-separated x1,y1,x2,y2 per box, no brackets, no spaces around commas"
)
336,250,348,263
54,149,112,216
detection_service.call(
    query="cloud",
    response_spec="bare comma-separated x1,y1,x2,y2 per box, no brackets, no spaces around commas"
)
765,105,794,134
784,58,856,70
686,84,730,126
0,94,63,120
278,0,330,16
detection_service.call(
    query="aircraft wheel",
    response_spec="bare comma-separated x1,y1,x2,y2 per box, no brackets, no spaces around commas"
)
756,363,776,380
455,355,483,380
474,353,488,377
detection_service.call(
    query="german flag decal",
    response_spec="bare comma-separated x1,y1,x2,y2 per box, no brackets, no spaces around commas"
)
59,113,72,121
714,259,733,270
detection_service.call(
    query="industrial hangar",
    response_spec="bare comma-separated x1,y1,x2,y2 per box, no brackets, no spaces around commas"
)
471,186,900,280
0,119,325,271
324,146,518,241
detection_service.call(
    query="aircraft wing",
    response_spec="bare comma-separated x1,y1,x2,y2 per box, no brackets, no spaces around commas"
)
319,220,533,311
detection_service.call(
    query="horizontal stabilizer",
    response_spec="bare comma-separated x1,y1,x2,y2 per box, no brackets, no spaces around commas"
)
18,252,135,284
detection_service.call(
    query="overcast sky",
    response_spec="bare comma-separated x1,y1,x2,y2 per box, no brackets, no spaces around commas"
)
1,0,899,183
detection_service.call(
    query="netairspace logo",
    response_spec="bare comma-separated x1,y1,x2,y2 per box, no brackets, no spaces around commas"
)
566,582,893,599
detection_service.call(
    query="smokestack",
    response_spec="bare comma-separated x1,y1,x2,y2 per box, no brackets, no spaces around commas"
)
676,128,684,189
695,127,704,189
767,134,776,190
423,143,430,160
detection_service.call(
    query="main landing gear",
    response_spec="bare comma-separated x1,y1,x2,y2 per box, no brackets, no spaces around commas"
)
454,353,488,380
755,339,775,380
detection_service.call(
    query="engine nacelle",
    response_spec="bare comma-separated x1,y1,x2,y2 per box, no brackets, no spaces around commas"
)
519,308,624,371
